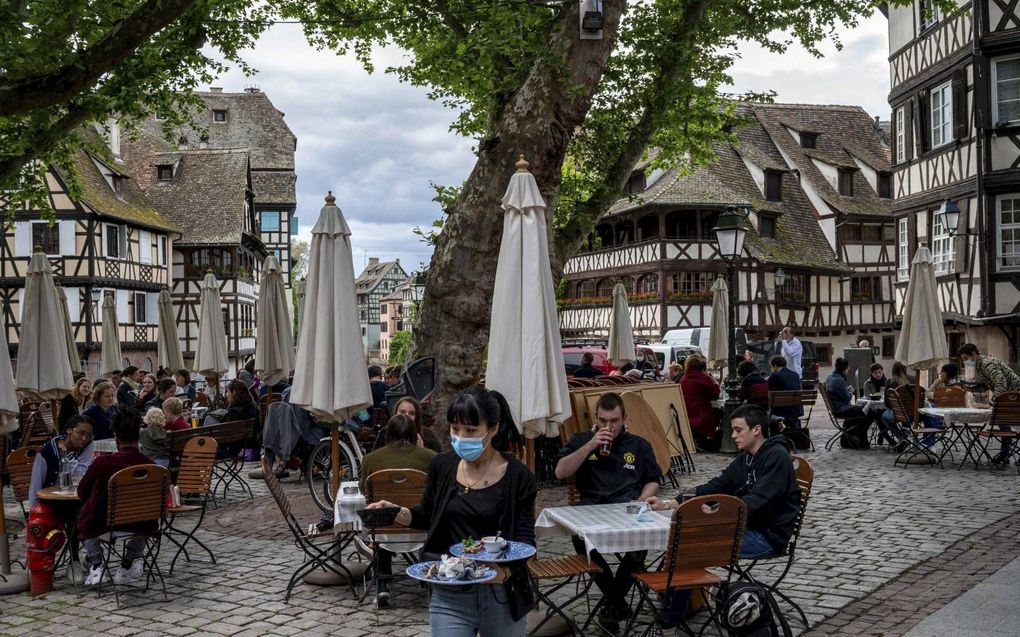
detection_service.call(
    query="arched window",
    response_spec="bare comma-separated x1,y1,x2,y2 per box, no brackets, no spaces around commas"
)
121,357,130,368
595,279,614,297
621,277,635,294
615,221,635,245
637,215,660,241
638,274,659,294
144,357,153,372
577,280,595,298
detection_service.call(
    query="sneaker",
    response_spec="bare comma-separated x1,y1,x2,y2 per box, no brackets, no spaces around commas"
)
113,559,144,585
83,564,105,587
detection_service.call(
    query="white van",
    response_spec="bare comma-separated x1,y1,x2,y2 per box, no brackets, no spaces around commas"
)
647,343,701,370
661,327,747,356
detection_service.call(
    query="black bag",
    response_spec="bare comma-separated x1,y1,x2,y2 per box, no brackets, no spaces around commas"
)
839,417,871,450
714,580,791,637
783,425,811,451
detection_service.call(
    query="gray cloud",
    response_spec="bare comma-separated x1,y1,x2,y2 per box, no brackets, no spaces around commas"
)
210,13,891,274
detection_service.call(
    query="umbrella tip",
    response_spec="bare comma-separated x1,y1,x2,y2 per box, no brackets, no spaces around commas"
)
33,244,43,253
515,155,529,172
325,191,336,205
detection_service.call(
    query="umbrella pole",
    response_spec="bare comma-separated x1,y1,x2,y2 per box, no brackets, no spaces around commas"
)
914,376,922,425
526,438,536,474
331,425,341,500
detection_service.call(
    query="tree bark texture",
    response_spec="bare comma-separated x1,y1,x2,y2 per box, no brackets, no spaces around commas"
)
413,0,625,440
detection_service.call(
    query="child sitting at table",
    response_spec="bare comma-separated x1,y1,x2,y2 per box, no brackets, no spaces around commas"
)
139,407,170,467
162,397,190,431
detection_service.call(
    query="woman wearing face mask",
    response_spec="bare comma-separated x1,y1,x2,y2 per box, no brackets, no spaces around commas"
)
367,385,537,636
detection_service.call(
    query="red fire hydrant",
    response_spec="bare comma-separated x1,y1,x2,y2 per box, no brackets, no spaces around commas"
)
27,502,66,596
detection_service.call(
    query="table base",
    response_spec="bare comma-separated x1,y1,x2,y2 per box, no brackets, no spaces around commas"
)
526,610,572,636
0,566,29,595
304,561,370,586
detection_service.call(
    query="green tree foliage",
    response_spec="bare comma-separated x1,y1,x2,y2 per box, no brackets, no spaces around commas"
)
388,330,411,364
0,0,272,220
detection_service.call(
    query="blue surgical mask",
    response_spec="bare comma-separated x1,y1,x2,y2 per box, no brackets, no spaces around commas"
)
450,432,489,462
964,359,976,368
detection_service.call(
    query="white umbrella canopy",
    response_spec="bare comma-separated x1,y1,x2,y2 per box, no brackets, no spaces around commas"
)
157,288,185,372
194,272,229,377
290,192,371,423
0,326,18,435
707,275,729,369
894,245,948,369
255,254,295,386
100,292,122,376
16,249,73,401
607,282,635,367
485,156,571,438
54,283,82,374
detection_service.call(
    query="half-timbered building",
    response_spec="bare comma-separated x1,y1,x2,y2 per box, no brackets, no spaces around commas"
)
885,0,1020,363
0,126,176,376
560,103,898,365
355,258,408,360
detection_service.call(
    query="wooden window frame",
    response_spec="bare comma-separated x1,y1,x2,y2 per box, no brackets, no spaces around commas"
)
133,291,147,324
213,110,227,123
996,194,1020,272
156,165,174,181
799,132,818,149
261,211,281,232
764,171,782,202
992,55,1020,127
759,214,777,239
30,221,60,256
895,107,906,163
931,212,956,275
837,169,854,196
897,217,909,281
930,81,953,148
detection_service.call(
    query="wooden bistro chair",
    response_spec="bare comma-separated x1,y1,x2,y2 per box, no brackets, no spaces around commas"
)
768,390,814,452
19,411,54,448
623,495,747,637
94,464,171,607
261,458,363,601
975,391,1020,473
817,381,851,451
5,446,40,518
889,387,945,468
163,436,219,575
740,455,814,628
930,386,978,465
195,391,209,407
363,469,428,601
799,383,818,429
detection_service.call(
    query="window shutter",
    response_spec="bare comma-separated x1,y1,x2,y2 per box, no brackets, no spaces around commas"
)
973,55,991,129
952,68,968,140
907,212,917,260
116,289,128,323
14,222,30,257
914,90,930,154
955,199,969,273
58,220,74,256
890,109,898,162
139,230,151,264
16,289,24,322
146,292,158,325
65,287,80,324
119,225,128,259
904,99,914,160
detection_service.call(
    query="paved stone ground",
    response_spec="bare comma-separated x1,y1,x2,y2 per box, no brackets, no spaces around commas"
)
2,411,1019,636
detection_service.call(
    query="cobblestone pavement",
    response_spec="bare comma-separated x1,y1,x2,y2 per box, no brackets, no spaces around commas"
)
2,413,1019,636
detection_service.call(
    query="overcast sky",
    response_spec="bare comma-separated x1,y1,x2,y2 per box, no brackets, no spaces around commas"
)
211,10,890,276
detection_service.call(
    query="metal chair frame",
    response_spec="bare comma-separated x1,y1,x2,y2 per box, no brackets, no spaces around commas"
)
163,436,218,574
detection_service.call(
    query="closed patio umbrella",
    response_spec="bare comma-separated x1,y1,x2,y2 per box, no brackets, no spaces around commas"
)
0,323,26,594
157,288,185,372
894,243,948,419
100,292,122,376
607,283,636,369
54,283,82,375
16,249,73,401
486,155,571,440
255,254,295,387
290,193,371,498
707,276,729,370
194,272,229,377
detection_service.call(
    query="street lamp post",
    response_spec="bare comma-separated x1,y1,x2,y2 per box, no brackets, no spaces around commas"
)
714,205,747,453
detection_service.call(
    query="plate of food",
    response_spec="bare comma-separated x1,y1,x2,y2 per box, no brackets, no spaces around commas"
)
449,537,537,562
406,555,497,585
868,393,883,400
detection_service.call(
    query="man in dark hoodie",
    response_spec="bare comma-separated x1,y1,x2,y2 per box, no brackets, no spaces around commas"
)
647,404,800,559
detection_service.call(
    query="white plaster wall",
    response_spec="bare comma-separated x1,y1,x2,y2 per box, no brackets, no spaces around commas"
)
887,2,915,53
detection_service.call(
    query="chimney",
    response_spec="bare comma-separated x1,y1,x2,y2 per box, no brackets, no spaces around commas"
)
177,135,188,150
209,86,223,93
199,133,209,150
368,257,379,266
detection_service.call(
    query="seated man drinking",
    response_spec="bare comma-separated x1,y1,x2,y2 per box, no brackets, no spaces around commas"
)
648,405,800,560
555,392,661,635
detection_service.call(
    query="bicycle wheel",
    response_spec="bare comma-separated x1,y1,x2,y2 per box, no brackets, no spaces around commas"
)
306,437,359,513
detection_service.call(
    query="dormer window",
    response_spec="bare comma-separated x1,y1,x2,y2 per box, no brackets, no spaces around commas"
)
759,215,777,239
765,171,783,202
800,132,818,149
877,172,892,198
625,172,646,195
110,174,124,196
156,165,174,181
838,169,854,196
213,110,227,123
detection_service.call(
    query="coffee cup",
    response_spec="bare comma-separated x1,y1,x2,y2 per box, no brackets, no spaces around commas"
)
626,503,642,515
482,536,506,553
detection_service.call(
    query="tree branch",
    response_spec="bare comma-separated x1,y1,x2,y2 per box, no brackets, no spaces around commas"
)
0,0,200,117
0,107,91,188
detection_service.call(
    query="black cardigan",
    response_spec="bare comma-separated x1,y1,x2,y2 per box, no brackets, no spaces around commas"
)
409,451,538,620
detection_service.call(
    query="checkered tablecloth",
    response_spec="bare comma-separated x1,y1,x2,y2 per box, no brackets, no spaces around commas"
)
855,398,885,414
535,503,672,556
919,407,992,424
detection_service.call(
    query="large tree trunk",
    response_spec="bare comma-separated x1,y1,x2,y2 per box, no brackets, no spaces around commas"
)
413,1,625,440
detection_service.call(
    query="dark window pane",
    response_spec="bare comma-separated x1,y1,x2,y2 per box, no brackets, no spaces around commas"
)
765,172,782,201
32,223,60,254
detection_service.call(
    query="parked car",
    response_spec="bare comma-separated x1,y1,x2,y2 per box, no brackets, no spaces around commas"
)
562,343,662,378
661,327,748,358
745,339,820,385
647,343,702,371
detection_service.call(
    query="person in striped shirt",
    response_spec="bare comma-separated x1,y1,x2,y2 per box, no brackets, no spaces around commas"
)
959,343,1020,467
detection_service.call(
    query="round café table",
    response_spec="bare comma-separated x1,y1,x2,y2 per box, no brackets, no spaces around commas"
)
36,486,80,502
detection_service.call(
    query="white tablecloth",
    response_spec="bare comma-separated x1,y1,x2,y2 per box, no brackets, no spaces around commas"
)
535,502,672,556
855,398,885,414
918,407,991,424
333,481,425,553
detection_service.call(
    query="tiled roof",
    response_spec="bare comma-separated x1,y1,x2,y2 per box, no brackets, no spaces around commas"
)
355,260,407,294
601,102,893,272
251,171,296,204
141,149,251,245
62,149,175,232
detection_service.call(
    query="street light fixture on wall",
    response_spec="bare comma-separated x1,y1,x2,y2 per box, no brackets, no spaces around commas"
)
714,205,747,453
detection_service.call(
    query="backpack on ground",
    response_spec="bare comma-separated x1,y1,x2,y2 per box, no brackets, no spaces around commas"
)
713,580,792,637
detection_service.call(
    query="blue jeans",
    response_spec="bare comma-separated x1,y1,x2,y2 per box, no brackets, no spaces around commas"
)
740,529,775,559
430,583,527,637
880,409,907,441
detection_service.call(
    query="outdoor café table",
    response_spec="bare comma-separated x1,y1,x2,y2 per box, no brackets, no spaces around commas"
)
37,485,79,502
919,407,992,468
535,502,672,558
855,397,885,415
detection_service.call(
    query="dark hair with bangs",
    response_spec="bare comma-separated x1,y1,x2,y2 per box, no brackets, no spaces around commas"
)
447,385,524,454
